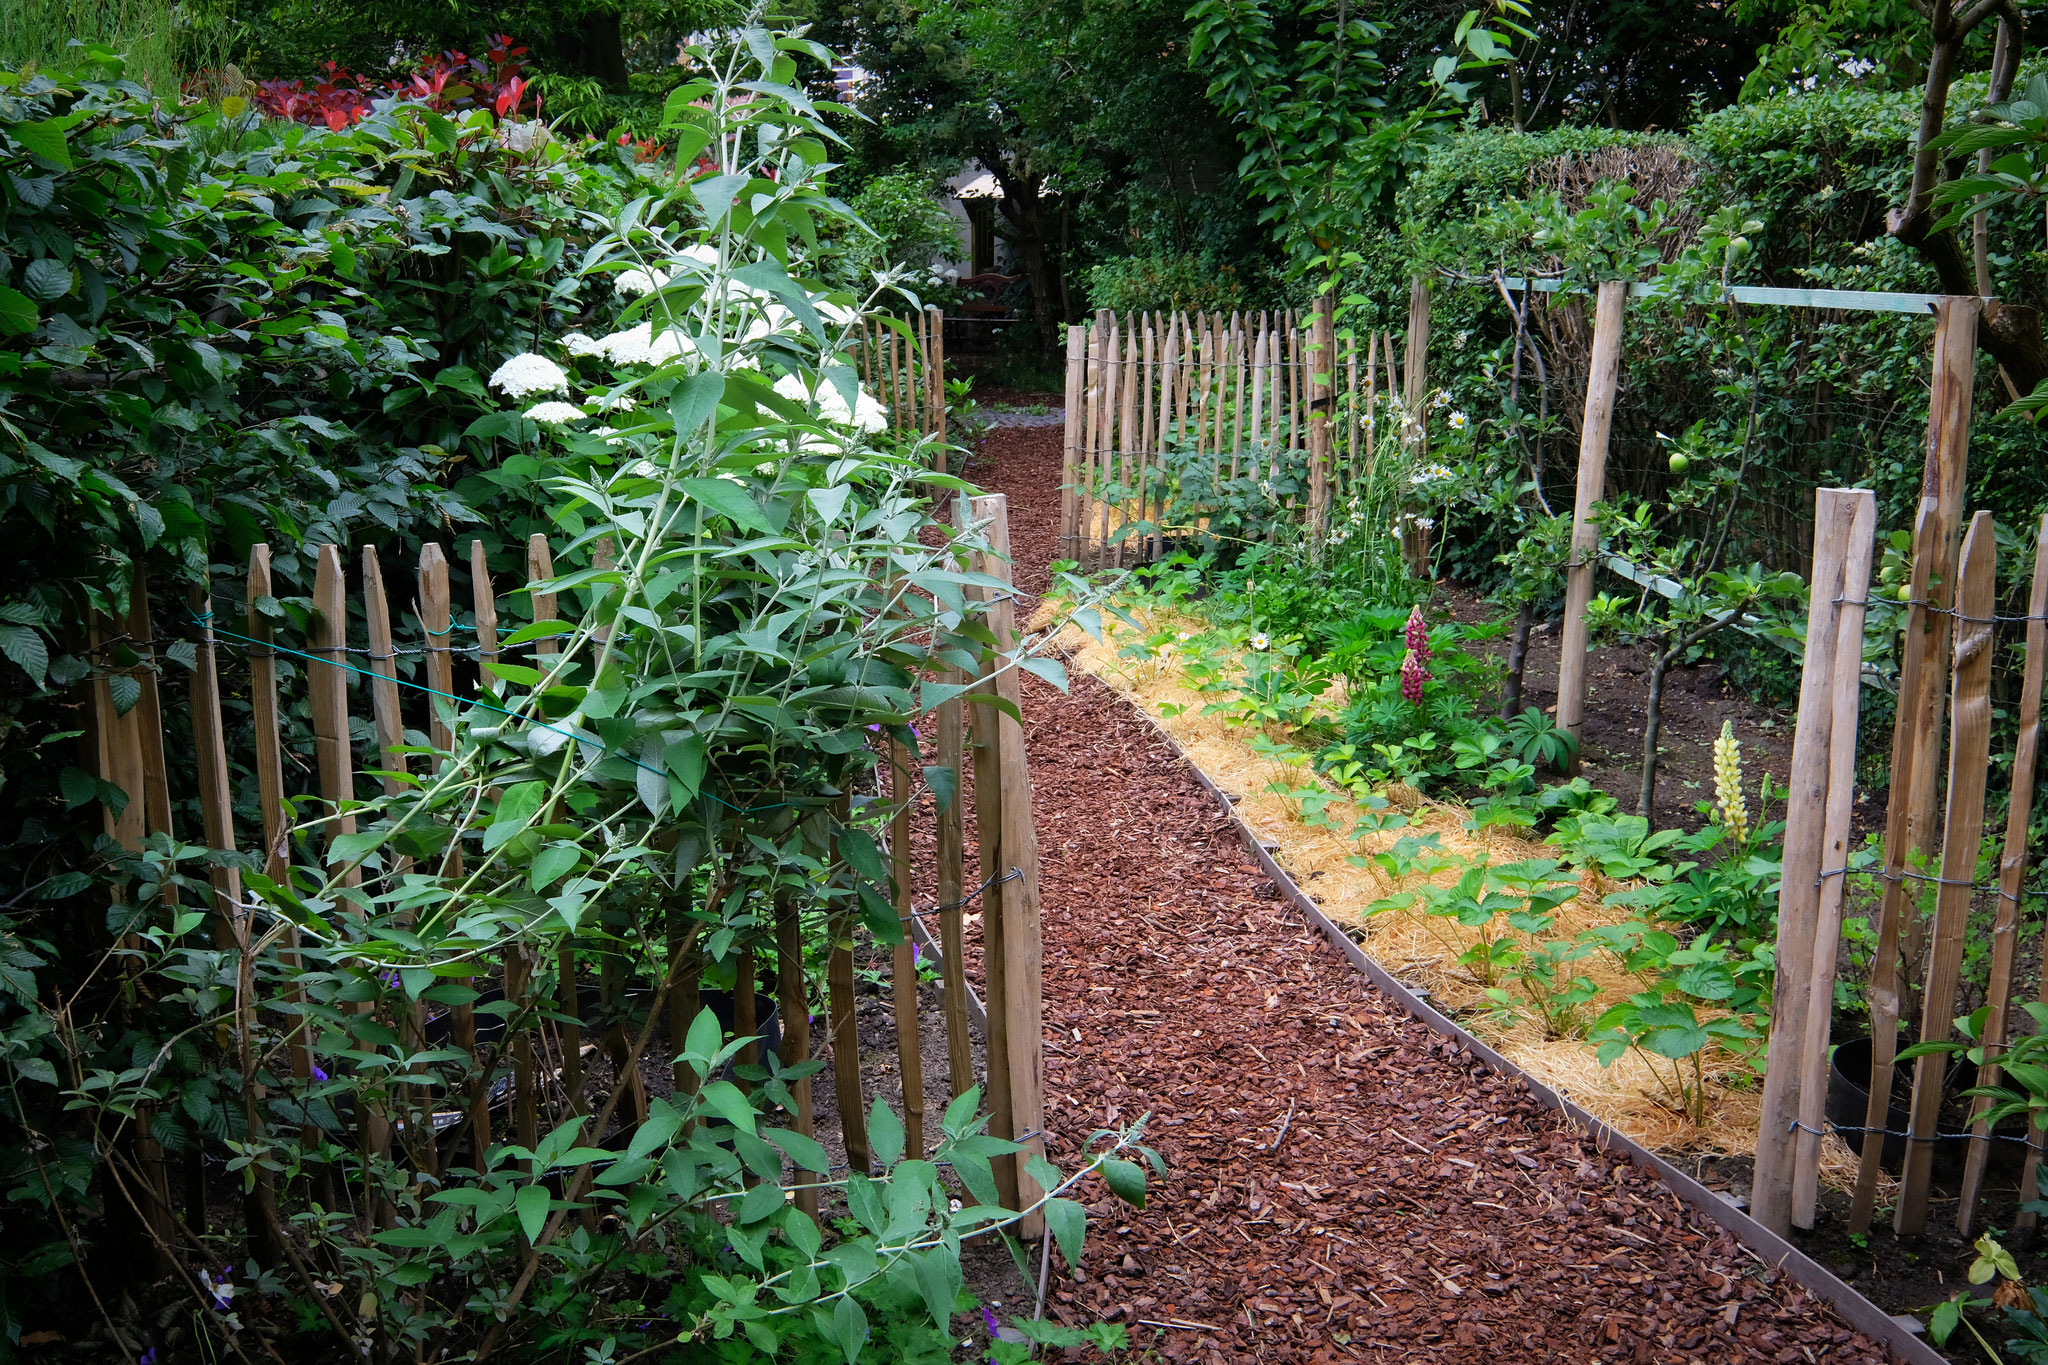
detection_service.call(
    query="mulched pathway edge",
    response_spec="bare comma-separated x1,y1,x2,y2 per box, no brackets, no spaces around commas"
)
1127,702,1944,1365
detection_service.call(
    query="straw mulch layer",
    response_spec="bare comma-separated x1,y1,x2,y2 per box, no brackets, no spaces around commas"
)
930,420,1885,1361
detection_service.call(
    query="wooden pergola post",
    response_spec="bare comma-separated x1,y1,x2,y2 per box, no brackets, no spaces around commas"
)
1554,278,1628,768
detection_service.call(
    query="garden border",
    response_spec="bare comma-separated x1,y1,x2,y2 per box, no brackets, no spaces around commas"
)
1149,718,1946,1365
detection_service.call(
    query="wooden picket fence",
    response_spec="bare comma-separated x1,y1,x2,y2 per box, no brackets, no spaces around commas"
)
87,495,1045,1250
858,302,949,456
1752,486,2048,1239
1058,289,1434,568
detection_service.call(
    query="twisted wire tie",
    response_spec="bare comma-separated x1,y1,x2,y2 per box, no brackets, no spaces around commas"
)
898,867,1021,923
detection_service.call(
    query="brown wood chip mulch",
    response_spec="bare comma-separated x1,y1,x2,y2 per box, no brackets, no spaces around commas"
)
953,419,1887,1363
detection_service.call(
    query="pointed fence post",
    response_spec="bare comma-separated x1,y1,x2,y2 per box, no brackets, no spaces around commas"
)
1963,513,2048,1234
1751,488,1875,1235
1898,512,2000,1234
1850,496,1940,1233
964,492,1046,1241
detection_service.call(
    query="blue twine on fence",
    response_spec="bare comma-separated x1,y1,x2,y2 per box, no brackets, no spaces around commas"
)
192,608,794,817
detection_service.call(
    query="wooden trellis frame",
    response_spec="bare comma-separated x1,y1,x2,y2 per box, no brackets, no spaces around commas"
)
85,510,1043,1249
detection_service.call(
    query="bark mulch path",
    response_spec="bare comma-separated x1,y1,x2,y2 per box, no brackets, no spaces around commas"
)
957,420,1886,1363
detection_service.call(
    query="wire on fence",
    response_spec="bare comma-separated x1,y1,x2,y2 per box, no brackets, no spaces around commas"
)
1790,1119,2043,1148
900,868,1022,923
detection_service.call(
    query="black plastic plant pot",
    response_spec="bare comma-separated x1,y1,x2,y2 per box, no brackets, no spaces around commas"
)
1827,1036,1986,1173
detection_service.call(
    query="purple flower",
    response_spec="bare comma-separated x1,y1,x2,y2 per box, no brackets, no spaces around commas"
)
911,943,922,970
981,1305,1000,1335
206,1269,234,1311
381,969,399,988
140,1351,158,1365
309,1064,329,1083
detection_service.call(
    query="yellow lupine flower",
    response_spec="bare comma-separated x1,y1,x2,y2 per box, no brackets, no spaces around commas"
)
1713,720,1749,844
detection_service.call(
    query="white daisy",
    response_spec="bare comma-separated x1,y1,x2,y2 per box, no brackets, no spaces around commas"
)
1447,411,1468,430
1250,633,1270,651
489,353,568,399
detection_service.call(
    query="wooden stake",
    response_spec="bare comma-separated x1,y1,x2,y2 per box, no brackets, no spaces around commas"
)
889,734,926,1159
1967,514,2048,1232
1099,317,1120,566
1898,511,1999,1235
928,304,948,462
1902,297,1982,1007
961,496,1018,1214
1791,490,1875,1228
188,582,243,946
1117,318,1138,567
1060,324,1082,560
1220,317,1236,489
1555,278,1629,769
310,547,360,885
1308,295,1334,545
1751,489,1862,1235
1402,277,1430,419
935,657,972,1099
828,884,869,1174
776,891,819,1224
966,493,1046,1241
1141,319,1159,555
1850,498,1940,1232
358,551,406,801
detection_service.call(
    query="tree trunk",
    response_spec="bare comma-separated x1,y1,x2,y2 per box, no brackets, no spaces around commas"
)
1638,644,1672,820
1502,603,1533,721
1891,0,2045,394
986,158,1064,359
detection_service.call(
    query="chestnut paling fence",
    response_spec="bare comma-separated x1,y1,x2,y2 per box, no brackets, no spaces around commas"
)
1056,289,1436,569
857,302,950,455
83,498,1047,1260
1752,493,2048,1241
1685,296,2048,1241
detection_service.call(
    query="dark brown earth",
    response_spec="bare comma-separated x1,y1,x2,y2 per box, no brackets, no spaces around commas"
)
915,417,1890,1362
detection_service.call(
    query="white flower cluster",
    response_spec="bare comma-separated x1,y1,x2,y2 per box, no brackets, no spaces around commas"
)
524,401,584,424
772,373,888,433
1839,56,1877,78
490,353,569,399
1410,462,1454,486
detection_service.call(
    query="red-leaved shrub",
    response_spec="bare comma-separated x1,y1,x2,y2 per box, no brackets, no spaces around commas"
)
250,35,535,131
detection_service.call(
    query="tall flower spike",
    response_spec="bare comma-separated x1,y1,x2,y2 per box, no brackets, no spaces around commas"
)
1404,606,1430,661
1400,649,1431,703
1713,720,1749,843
